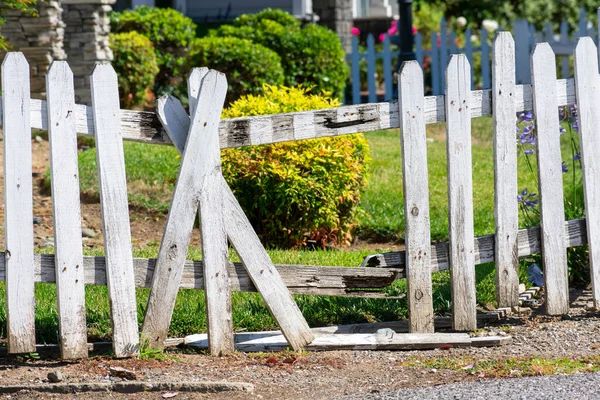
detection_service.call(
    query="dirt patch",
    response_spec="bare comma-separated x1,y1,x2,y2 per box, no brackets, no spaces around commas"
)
0,137,202,251
2,290,600,399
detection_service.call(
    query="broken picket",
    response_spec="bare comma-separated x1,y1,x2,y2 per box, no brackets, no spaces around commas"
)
143,69,314,353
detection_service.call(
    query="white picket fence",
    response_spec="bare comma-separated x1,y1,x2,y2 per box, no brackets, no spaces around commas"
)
1,30,600,358
348,7,599,103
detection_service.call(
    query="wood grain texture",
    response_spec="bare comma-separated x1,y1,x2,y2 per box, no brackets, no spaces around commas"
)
2,52,36,354
492,33,520,308
0,79,579,148
189,69,234,355
142,68,227,351
398,62,434,333
90,64,139,357
573,37,600,309
185,331,475,352
0,255,397,295
154,94,313,350
46,61,88,359
531,43,569,315
445,55,477,331
361,218,588,274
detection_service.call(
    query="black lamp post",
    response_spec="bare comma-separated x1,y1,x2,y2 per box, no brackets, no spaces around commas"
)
394,0,416,72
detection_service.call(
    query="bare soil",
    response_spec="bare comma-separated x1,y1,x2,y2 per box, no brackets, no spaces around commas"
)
1,290,600,399
0,138,202,251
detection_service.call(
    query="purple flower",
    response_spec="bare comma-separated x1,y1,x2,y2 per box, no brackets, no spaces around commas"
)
519,112,533,123
573,153,581,161
521,189,528,196
562,162,568,173
524,149,534,155
560,127,566,134
572,120,579,132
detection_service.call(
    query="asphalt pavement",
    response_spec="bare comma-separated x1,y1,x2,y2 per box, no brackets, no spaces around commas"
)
335,372,600,400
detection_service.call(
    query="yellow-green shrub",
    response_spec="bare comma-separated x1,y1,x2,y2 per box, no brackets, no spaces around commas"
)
222,85,370,248
109,31,159,108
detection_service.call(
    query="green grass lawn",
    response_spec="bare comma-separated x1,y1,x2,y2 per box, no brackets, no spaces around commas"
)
358,116,583,242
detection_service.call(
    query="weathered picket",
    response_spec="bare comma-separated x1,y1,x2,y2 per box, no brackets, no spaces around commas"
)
90,64,140,358
445,55,477,331
46,62,88,359
348,7,599,103
398,61,434,333
2,26,600,357
492,33,519,308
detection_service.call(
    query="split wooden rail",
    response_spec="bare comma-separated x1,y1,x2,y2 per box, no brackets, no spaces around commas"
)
1,31,599,359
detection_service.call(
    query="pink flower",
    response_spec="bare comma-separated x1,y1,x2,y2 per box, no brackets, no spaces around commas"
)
351,27,360,36
387,22,397,36
412,26,418,35
379,33,385,43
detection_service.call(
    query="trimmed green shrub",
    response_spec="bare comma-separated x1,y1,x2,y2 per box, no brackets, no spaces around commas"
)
221,85,370,248
190,37,285,104
109,6,196,98
211,9,347,100
109,31,159,108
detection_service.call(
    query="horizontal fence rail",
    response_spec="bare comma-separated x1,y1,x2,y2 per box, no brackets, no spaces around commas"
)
0,79,578,147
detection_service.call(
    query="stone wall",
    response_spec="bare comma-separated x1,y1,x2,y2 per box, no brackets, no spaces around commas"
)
313,0,353,53
0,1,67,99
0,0,115,104
62,0,115,105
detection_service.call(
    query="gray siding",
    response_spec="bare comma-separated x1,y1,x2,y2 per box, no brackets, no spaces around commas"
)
190,0,294,20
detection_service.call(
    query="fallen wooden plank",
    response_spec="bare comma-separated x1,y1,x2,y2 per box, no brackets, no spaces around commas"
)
2,79,577,148
360,218,587,275
184,330,509,352
0,254,396,296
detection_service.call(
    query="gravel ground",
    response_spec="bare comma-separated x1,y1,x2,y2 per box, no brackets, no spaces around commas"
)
336,372,600,400
1,289,600,400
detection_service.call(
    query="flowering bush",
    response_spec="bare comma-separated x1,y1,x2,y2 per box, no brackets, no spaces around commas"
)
221,85,370,248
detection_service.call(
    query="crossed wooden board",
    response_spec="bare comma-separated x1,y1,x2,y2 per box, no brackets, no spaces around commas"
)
140,68,314,354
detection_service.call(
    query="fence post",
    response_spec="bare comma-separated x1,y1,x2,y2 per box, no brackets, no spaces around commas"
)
91,64,140,357
560,21,570,78
445,55,477,331
351,35,361,104
464,27,474,89
492,33,519,308
573,37,600,310
367,34,377,103
398,61,434,333
440,18,448,92
47,61,88,359
514,19,531,84
431,32,440,94
2,52,36,354
382,34,393,100
530,43,569,315
481,29,491,89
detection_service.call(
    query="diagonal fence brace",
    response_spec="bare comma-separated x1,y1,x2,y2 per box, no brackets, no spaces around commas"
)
142,69,313,353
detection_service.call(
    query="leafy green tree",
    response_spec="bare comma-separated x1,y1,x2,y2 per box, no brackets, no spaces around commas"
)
417,0,598,32
0,0,37,50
